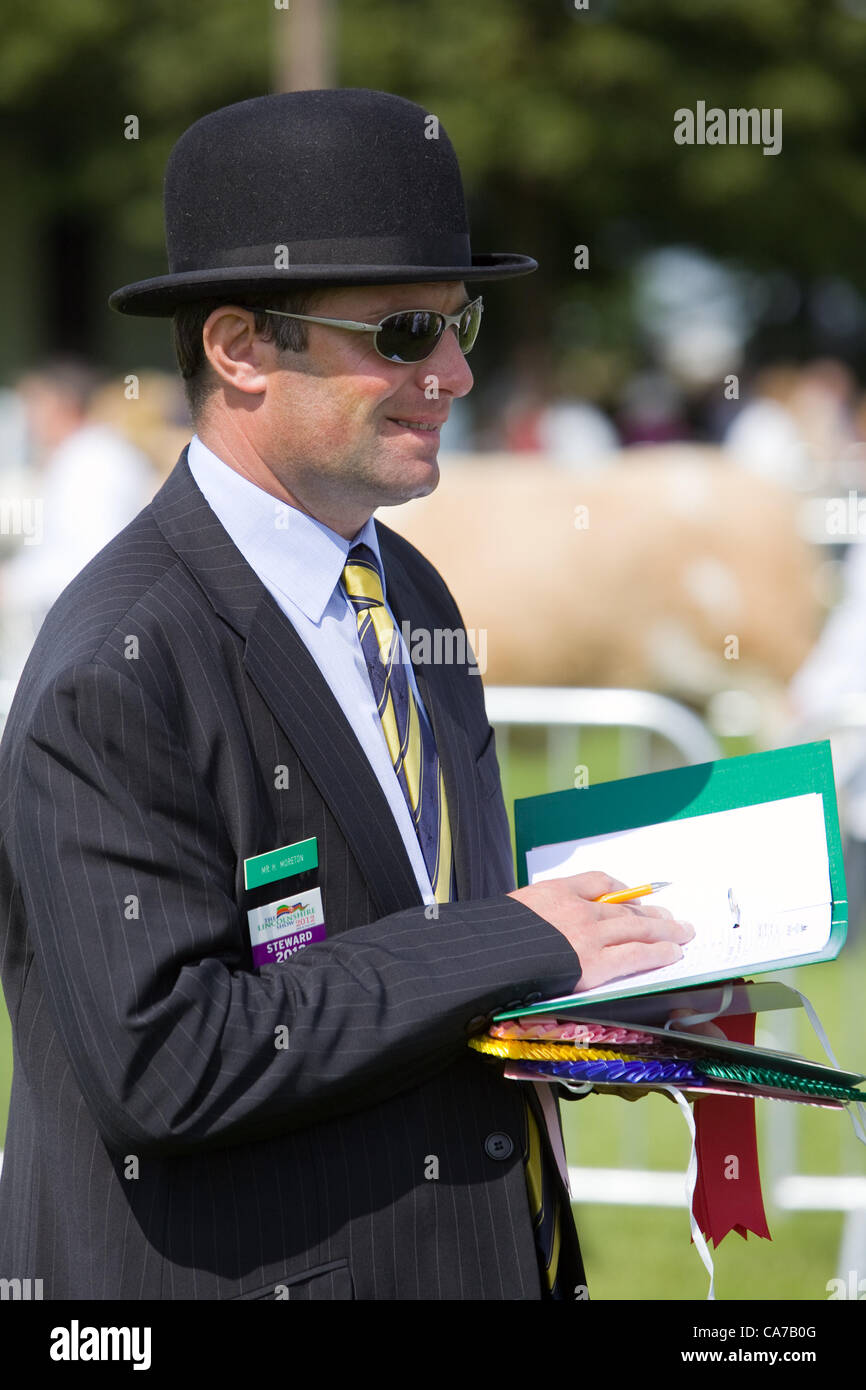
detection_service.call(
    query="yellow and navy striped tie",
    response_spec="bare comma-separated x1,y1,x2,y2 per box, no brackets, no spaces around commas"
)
343,542,564,1297
342,544,453,902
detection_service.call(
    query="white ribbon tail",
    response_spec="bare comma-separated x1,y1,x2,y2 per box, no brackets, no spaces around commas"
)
663,981,734,1030
660,1084,716,1301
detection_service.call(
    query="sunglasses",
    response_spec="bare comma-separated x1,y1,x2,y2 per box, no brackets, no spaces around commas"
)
252,295,483,364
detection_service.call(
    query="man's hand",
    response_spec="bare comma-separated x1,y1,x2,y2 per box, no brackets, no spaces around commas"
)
508,870,694,994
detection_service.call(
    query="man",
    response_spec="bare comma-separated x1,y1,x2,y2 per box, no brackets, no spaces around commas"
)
0,89,692,1300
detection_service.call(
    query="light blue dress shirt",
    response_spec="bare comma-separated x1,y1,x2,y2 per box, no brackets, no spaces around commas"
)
187,434,436,904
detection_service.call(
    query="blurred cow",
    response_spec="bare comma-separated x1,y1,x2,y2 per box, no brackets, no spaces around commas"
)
381,444,821,705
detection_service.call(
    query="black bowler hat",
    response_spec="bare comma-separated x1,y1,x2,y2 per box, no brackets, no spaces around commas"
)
109,88,537,316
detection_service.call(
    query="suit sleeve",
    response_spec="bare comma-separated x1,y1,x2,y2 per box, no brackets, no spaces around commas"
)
11,660,582,1157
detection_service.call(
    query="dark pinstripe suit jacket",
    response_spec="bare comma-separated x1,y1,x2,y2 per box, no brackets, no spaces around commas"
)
0,447,586,1300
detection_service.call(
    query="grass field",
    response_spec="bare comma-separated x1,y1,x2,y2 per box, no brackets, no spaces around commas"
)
0,723,862,1300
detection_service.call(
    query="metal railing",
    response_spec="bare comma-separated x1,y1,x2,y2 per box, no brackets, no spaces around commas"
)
485,686,722,767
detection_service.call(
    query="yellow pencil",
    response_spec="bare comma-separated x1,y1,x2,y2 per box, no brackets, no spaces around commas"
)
595,880,671,904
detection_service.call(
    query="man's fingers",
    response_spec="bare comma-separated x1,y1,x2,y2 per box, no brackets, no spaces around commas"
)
603,937,685,975
595,914,694,947
594,900,679,923
583,938,686,987
566,871,630,901
621,902,675,920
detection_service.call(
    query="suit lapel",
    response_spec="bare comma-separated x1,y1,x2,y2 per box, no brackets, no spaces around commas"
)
150,448,421,918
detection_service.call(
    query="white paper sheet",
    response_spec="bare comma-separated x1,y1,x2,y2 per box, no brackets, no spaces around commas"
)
525,792,833,1001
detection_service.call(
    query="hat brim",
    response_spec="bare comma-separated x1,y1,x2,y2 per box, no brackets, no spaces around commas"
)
108,254,537,316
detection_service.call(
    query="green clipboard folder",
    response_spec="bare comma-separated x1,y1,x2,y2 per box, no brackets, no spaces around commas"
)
503,739,848,1021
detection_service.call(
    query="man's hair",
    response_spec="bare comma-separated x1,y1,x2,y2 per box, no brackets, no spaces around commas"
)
172,285,326,420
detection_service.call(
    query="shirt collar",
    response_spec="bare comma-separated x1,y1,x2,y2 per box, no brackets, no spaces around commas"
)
188,434,385,623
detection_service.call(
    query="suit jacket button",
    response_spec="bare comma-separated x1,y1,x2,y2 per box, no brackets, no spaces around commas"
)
525,991,542,1004
484,1132,514,1161
502,999,523,1012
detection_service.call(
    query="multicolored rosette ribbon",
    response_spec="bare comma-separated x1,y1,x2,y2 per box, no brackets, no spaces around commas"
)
472,1016,696,1083
469,1010,775,1270
475,1014,866,1101
488,1018,659,1046
470,1001,866,1298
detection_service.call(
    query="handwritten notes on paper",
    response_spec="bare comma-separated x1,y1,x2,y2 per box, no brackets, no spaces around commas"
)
525,793,833,1001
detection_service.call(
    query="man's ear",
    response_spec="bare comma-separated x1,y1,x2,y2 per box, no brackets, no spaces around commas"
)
201,305,273,400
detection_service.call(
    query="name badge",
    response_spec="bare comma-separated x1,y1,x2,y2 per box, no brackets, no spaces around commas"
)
244,836,318,890
247,887,326,967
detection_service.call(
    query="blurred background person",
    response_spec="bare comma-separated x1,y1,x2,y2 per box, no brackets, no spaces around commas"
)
788,534,866,937
724,360,860,494
0,358,156,683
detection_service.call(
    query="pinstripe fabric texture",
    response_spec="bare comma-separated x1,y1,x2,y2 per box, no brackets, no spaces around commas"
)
0,447,587,1300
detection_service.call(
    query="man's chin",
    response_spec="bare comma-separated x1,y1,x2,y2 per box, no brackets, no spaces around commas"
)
377,457,441,506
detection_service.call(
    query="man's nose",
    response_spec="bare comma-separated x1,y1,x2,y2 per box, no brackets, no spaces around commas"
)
413,322,474,399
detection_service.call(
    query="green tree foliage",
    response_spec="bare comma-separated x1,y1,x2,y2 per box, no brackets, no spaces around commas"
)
3,0,866,363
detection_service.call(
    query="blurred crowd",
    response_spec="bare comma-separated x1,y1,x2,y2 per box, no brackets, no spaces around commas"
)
476,355,866,494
